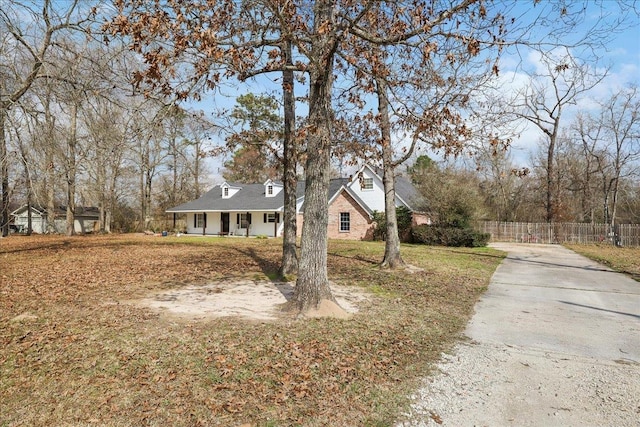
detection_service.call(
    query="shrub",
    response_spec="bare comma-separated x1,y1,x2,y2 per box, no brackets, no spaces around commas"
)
411,225,490,247
372,206,413,242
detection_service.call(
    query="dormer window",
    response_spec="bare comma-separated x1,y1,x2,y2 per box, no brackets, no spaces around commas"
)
220,182,241,199
362,178,374,190
264,180,281,198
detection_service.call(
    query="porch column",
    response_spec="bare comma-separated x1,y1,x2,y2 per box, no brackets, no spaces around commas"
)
203,212,207,236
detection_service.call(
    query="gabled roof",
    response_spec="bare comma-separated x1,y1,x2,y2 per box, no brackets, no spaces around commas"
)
327,185,374,217
11,205,45,216
11,205,100,218
298,178,352,214
166,165,424,214
220,182,243,189
366,164,423,210
168,178,358,213
167,182,307,213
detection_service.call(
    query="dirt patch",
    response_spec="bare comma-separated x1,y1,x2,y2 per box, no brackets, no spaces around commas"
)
10,312,39,322
134,279,369,321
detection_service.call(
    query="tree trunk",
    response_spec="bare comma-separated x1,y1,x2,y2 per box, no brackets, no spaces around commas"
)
97,160,106,232
381,168,404,268
105,210,112,233
46,164,56,234
280,38,298,277
609,134,624,230
66,102,78,236
376,77,405,269
44,99,57,234
0,109,8,237
27,198,32,236
545,113,562,224
106,152,119,233
194,140,201,199
145,167,152,229
140,138,152,231
546,138,555,223
171,136,178,208
293,0,337,312
16,118,33,235
610,176,619,229
603,185,610,226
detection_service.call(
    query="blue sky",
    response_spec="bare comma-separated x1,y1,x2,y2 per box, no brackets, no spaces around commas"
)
493,1,640,166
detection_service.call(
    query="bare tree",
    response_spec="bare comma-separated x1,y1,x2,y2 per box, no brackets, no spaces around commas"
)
104,1,635,312
510,50,607,222
575,86,640,229
475,148,533,222
83,97,128,232
0,0,91,236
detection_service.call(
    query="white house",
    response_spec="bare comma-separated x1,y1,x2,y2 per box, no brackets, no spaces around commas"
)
167,164,427,240
11,205,100,234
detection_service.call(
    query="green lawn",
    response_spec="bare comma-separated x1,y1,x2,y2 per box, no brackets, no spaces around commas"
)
565,243,640,281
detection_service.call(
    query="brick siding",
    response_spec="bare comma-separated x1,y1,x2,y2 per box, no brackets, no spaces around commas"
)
327,192,374,240
297,192,375,240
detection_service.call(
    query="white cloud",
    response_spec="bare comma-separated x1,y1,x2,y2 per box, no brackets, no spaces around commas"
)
478,40,640,168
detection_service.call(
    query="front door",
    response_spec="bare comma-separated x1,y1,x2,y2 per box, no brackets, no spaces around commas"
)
221,213,230,234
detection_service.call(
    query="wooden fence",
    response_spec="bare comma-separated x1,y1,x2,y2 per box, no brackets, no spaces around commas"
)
479,221,640,247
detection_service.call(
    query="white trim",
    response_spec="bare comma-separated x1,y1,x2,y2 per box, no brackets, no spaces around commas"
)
361,177,374,191
350,164,413,211
327,185,373,219
339,212,351,232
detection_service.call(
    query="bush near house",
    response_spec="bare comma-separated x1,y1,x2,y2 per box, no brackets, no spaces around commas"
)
372,207,414,242
412,224,490,247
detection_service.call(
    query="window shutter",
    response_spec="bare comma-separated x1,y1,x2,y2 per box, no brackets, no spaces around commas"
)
264,213,267,223
236,213,240,225
276,213,280,223
248,213,252,224
194,214,196,227
203,213,207,228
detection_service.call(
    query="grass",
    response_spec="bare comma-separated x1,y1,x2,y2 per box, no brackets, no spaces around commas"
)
564,243,640,281
1,234,505,426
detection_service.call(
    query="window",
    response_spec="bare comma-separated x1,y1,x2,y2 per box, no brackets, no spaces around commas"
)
195,213,204,228
361,177,374,190
267,185,273,195
223,187,229,197
266,213,277,223
340,212,350,232
238,213,251,229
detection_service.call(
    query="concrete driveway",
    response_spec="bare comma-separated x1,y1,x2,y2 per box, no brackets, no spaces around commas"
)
402,243,640,426
471,243,640,361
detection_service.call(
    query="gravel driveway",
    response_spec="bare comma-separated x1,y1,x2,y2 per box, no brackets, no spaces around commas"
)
400,243,640,427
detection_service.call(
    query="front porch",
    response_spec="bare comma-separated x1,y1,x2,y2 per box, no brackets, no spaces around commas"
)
185,211,282,237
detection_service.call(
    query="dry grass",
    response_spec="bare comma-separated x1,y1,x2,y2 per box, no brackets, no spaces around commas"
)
565,243,640,282
1,234,504,426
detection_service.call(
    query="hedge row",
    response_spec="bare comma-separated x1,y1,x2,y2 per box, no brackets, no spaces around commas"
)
411,225,490,247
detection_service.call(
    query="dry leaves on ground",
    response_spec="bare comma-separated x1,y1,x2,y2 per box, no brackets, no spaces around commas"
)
1,234,503,426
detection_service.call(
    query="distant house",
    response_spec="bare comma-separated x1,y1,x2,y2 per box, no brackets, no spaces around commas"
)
11,205,100,234
167,164,427,240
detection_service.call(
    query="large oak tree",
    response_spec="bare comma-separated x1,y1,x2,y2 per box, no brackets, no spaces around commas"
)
105,0,631,312
104,0,518,313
